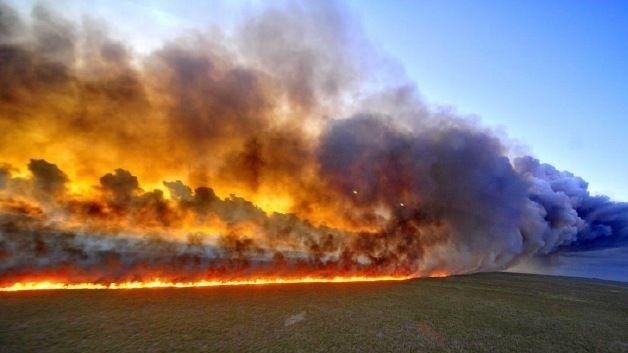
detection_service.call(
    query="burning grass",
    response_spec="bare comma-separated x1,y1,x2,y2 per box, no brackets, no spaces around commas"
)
0,275,410,292
1,272,626,353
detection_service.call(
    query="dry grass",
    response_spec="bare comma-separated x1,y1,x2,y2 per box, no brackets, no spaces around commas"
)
1,272,627,353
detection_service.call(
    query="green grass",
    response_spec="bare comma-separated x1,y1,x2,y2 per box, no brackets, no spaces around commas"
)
1,272,627,353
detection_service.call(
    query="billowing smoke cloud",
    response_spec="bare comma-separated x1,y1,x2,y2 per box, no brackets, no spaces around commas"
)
28,159,68,198
0,1,626,285
514,157,628,252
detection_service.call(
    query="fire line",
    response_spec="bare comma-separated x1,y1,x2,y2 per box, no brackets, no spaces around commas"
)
0,276,413,292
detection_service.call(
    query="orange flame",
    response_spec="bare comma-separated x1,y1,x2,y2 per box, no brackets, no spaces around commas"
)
0,276,412,292
428,270,450,278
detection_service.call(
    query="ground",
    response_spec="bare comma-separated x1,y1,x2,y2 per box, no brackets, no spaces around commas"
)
1,272,627,353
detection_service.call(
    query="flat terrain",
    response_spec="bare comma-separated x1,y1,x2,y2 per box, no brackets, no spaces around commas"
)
1,272,627,353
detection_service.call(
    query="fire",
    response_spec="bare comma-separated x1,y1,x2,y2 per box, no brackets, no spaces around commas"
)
0,2,507,287
0,276,412,292
428,270,450,278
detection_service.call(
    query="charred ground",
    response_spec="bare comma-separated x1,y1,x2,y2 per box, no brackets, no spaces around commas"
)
1,272,626,353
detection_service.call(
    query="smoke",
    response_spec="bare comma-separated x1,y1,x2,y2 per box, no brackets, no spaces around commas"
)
28,159,69,198
514,157,628,252
0,1,626,284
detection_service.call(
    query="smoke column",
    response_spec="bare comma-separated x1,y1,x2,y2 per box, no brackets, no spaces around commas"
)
0,2,626,287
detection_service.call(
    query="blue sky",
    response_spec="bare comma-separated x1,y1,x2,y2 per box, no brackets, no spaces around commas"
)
9,0,628,200
346,0,628,200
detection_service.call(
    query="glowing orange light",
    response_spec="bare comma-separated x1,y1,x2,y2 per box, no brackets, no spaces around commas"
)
0,276,412,292
428,270,449,278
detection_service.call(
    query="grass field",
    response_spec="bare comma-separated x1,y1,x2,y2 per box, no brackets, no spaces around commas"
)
1,272,627,353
